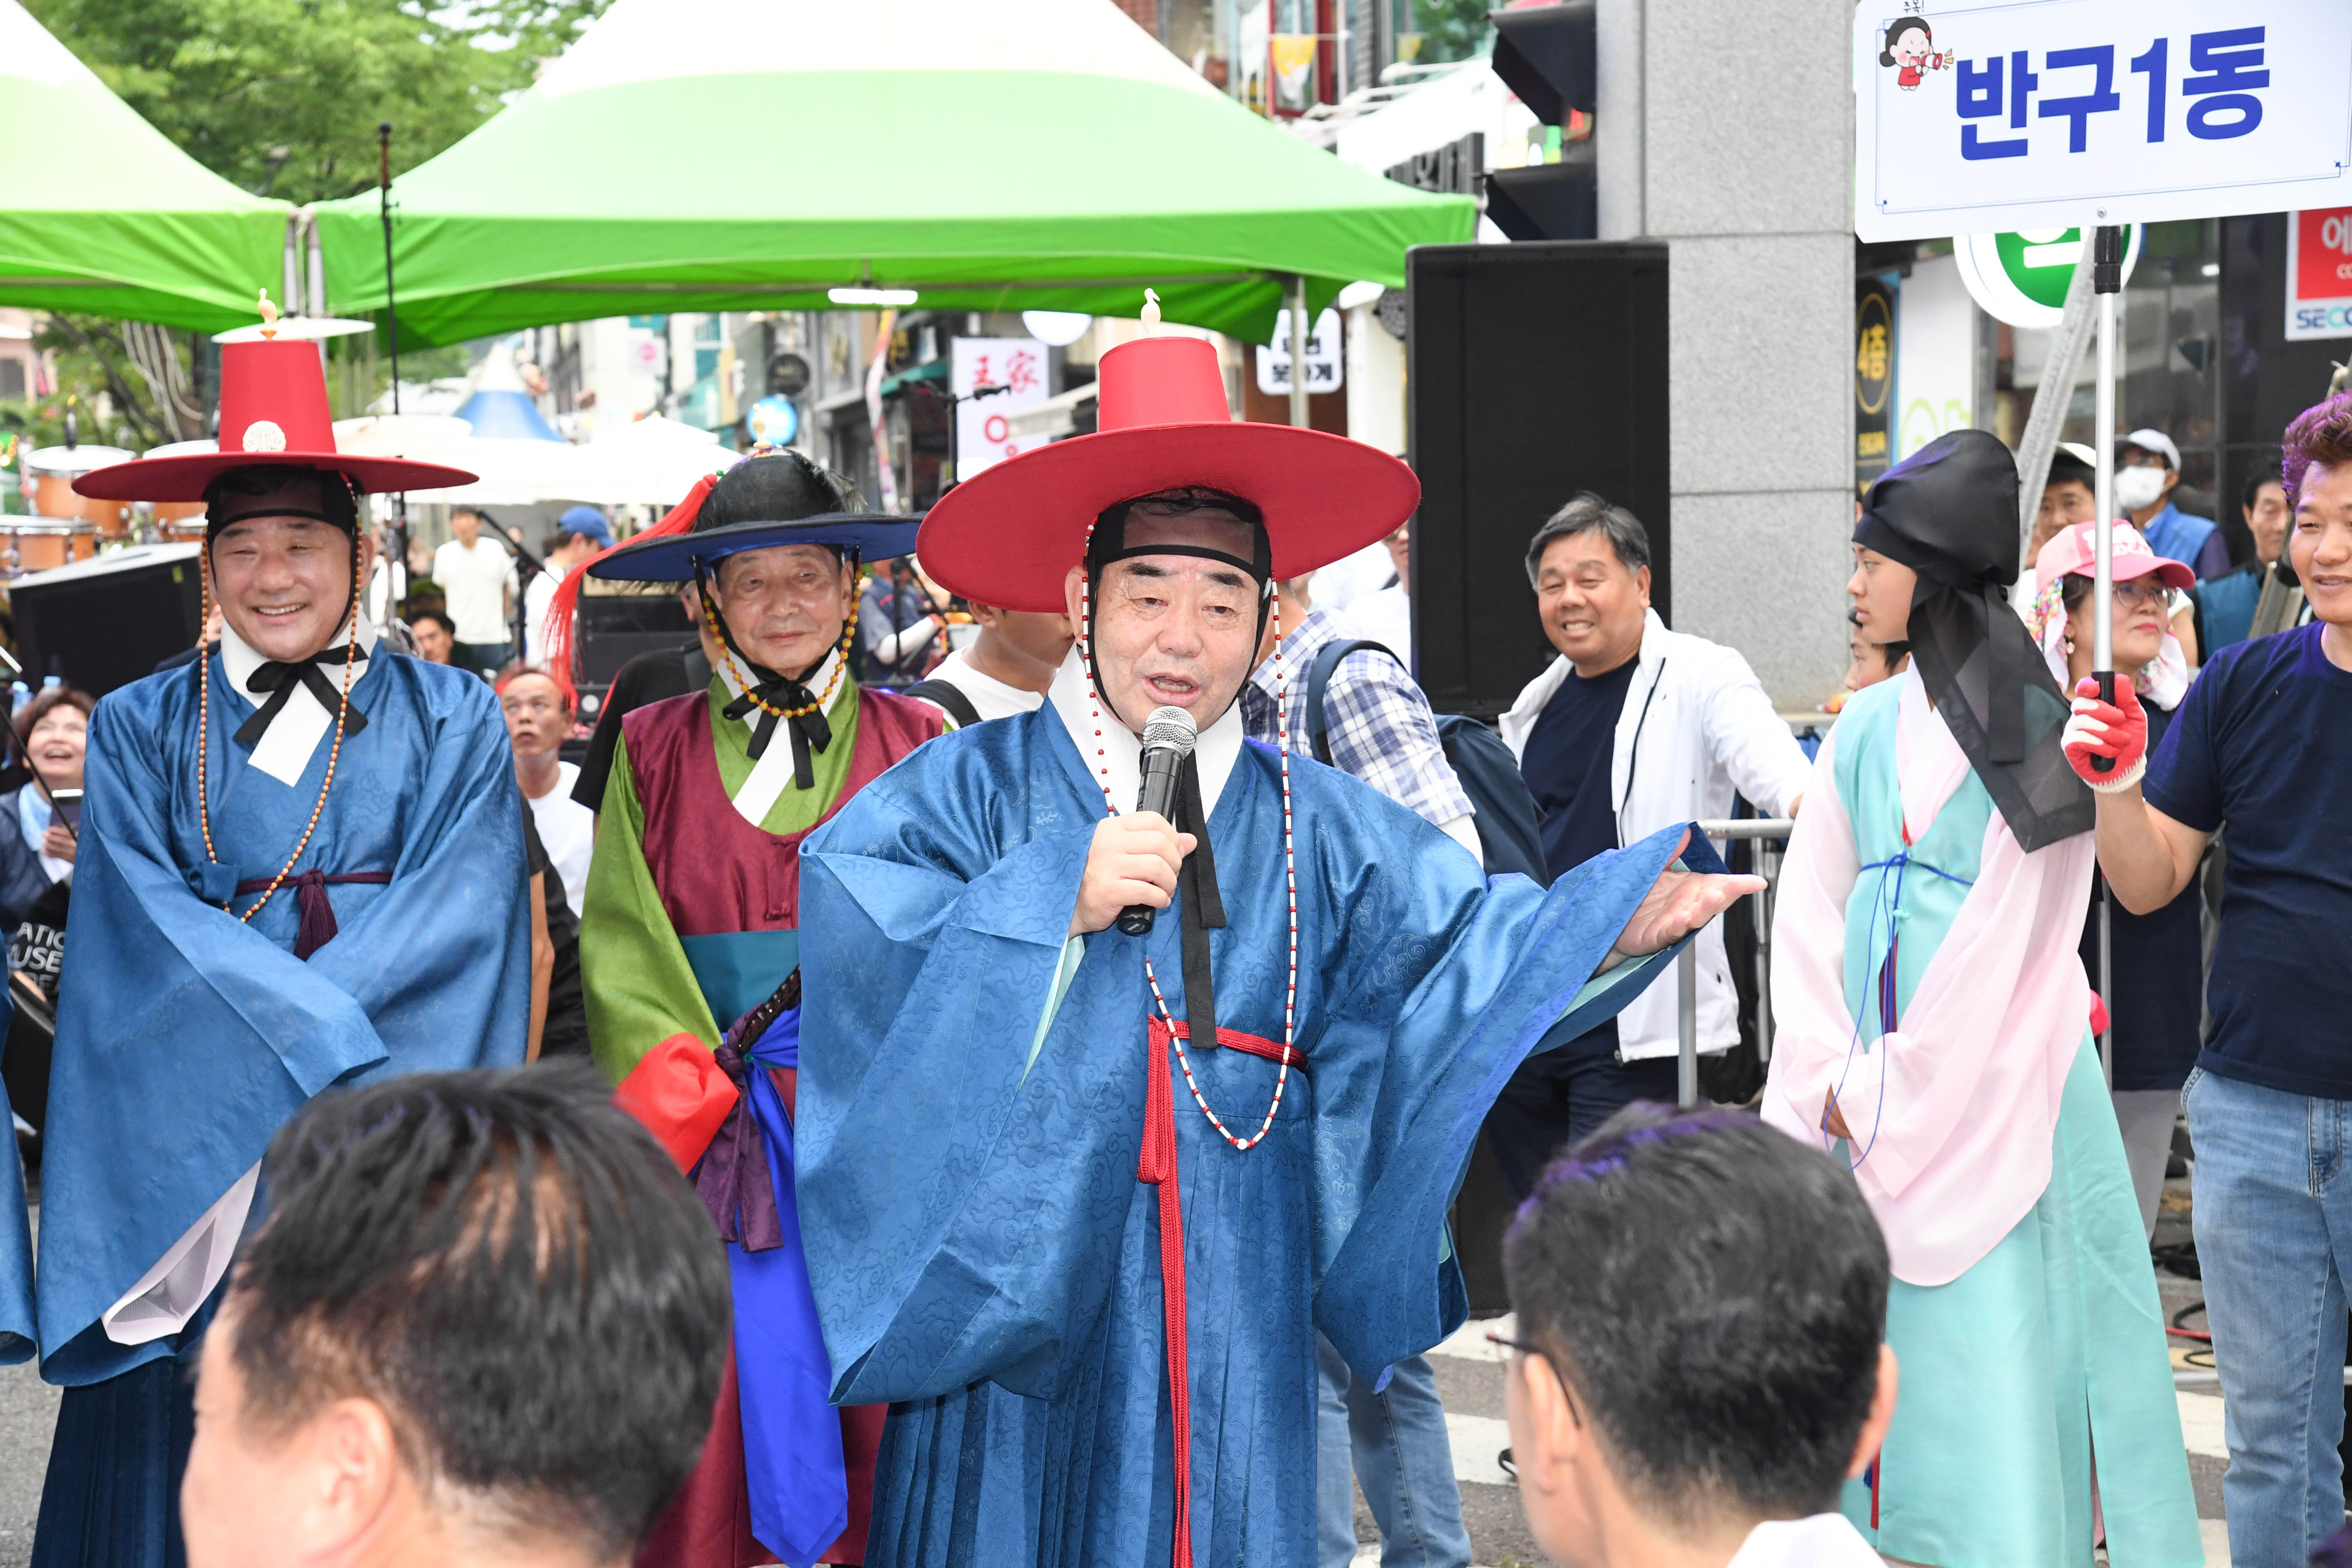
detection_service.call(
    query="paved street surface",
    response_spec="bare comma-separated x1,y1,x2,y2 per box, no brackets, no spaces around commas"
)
0,1170,2249,1568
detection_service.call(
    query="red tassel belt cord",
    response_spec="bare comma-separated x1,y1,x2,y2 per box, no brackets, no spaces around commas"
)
1138,1016,1309,1568
233,868,391,959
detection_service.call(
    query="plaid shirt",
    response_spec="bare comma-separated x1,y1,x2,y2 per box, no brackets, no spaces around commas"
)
1241,607,1474,829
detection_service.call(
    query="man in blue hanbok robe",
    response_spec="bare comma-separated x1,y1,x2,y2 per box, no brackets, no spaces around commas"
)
795,329,1763,1568
10,332,530,1568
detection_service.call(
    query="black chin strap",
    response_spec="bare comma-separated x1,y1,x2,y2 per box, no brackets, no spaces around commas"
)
1173,756,1225,1045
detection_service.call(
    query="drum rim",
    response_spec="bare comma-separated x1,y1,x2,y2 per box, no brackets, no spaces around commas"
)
2,519,102,534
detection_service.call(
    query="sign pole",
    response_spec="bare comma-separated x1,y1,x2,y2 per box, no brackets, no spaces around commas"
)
2012,252,2097,552
1288,275,1310,429
2090,222,2123,1087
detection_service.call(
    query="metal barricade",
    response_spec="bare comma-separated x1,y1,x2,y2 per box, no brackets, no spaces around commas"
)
1676,818,1794,1108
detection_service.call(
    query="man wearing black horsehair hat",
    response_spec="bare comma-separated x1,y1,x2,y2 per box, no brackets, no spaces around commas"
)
563,449,944,1567
1,307,534,1568
1760,429,2197,1565
784,308,1763,1568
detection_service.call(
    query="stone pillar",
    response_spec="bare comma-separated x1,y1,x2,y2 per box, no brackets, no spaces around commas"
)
1596,0,1854,707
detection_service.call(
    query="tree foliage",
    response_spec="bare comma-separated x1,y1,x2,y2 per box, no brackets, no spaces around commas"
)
3,0,607,450
1410,0,1492,65
24,0,611,204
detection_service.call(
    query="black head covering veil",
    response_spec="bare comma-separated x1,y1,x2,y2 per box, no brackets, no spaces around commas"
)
1852,429,2092,852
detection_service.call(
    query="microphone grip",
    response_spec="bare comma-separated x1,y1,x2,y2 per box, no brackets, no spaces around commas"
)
1115,748,1186,937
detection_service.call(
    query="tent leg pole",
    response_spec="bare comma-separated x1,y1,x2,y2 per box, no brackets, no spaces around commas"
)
1288,274,1310,429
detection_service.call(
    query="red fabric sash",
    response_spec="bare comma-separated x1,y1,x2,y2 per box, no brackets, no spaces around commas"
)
1137,1016,1307,1568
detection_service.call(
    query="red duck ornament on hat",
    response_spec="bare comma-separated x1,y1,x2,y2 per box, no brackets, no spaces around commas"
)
916,292,1419,612
74,292,476,504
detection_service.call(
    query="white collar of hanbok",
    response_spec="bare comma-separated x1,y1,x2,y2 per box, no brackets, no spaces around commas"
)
712,647,849,826
1046,647,1245,820
219,610,379,787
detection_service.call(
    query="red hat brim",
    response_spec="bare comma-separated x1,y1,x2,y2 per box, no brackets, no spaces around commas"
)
917,422,1419,614
72,449,477,504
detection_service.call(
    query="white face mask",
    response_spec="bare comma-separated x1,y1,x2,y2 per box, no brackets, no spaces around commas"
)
2115,464,2169,512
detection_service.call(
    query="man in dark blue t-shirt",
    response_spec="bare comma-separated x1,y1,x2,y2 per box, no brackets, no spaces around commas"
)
2062,394,2352,1568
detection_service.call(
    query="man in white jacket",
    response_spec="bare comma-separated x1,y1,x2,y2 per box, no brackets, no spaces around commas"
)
1492,493,1809,1193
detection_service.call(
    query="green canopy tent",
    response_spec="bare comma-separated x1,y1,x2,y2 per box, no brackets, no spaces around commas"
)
315,0,1473,348
0,0,290,331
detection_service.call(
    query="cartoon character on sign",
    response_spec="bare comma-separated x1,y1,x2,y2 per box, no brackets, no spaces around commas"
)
1879,17,1951,90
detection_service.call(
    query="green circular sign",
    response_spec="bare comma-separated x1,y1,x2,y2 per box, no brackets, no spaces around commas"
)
1955,227,2142,329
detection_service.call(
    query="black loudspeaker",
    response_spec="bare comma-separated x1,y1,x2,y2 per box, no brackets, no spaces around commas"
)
576,592,692,686
1408,242,1671,720
11,544,204,698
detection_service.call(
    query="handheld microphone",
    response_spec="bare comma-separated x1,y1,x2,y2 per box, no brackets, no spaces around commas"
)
1116,705,1198,936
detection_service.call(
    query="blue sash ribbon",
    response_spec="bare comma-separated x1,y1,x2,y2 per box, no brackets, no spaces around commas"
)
693,994,847,1567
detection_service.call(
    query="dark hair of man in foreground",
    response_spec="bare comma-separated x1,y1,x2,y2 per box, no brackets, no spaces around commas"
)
182,1065,731,1568
1503,1104,1895,1565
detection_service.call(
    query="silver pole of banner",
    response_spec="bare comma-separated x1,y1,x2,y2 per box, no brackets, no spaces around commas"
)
1677,944,1699,1108
2090,223,2124,1086
1288,275,1311,429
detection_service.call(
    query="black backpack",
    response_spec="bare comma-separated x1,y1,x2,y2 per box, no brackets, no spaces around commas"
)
1303,639,1552,886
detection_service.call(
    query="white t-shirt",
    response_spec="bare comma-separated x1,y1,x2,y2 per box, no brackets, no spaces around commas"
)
525,760,593,919
922,648,1048,723
1309,539,1397,615
433,536,519,645
1333,583,1412,663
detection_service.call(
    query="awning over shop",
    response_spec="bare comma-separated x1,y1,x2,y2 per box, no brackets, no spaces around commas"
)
0,0,291,330
313,0,1474,349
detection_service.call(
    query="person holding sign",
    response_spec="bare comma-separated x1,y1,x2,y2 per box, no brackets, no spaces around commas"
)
2066,393,2352,1568
1764,430,2198,1567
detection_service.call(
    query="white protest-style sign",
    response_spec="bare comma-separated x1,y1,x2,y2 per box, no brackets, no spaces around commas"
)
1953,225,2142,328
1855,0,2352,243
951,337,1049,477
2288,208,2352,342
1255,307,1343,397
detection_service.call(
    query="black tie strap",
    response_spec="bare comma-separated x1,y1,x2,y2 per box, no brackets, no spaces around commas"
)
236,645,369,747
721,664,833,790
1173,754,1226,1051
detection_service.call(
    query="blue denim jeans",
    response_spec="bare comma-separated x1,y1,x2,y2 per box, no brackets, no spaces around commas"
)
2185,1066,2352,1568
1315,1331,1472,1568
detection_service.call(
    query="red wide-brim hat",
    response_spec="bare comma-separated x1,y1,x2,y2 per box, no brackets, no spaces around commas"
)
917,334,1418,613
74,337,476,503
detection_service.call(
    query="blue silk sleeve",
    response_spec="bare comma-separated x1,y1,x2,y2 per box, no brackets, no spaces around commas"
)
1308,823,1711,1388
800,763,1127,1405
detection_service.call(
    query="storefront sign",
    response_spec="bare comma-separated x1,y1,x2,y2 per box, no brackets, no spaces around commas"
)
951,337,1048,478
1855,0,2352,242
2287,208,2352,342
1855,278,1897,499
1255,308,1342,398
1951,225,2140,328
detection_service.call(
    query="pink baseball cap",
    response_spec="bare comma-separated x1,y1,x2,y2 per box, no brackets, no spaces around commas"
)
2034,520,2195,598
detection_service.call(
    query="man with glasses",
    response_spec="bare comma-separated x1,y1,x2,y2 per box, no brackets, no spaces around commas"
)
1498,1105,1897,1568
575,451,944,1568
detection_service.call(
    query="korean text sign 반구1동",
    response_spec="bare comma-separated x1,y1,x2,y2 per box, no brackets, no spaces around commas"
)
1855,0,2352,243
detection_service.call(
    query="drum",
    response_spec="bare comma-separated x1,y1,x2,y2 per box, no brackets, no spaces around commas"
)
0,520,101,577
160,514,209,543
25,445,136,538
